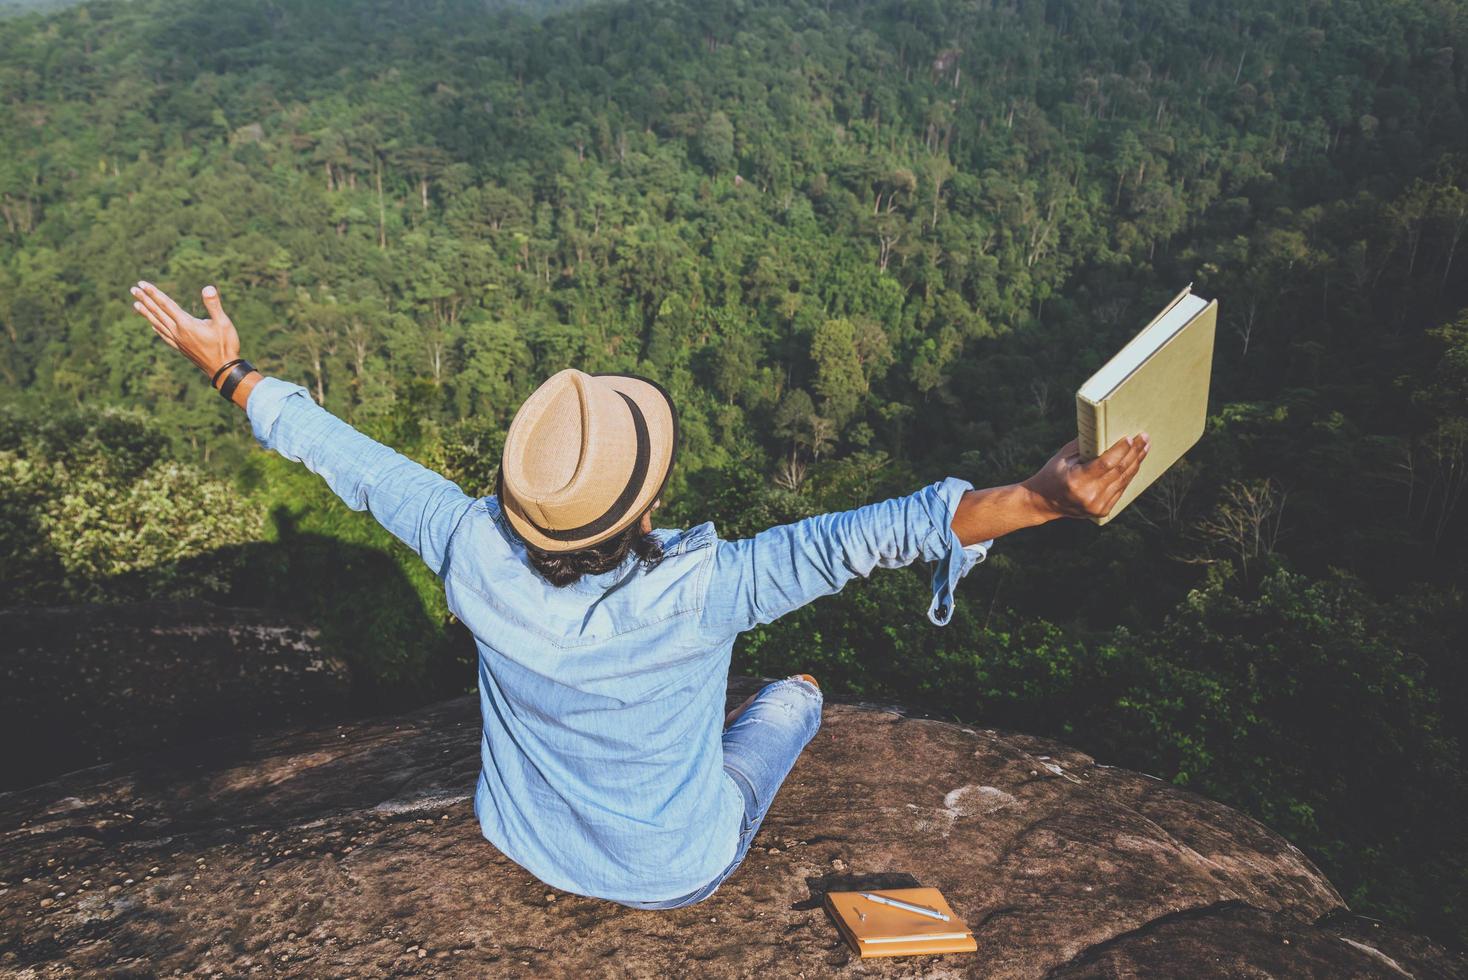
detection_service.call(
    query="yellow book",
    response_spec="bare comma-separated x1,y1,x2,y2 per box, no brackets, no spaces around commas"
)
823,887,977,959
1076,285,1218,525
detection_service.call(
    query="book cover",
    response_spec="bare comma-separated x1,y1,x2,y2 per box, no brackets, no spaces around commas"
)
1076,286,1218,525
823,887,977,959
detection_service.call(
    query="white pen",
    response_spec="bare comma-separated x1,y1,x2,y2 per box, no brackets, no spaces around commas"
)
858,892,950,922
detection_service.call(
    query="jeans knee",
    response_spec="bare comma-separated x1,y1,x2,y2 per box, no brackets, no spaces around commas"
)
781,687,820,743
788,675,821,699
786,683,823,741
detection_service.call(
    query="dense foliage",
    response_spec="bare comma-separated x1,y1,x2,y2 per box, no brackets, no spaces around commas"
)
1,0,1465,945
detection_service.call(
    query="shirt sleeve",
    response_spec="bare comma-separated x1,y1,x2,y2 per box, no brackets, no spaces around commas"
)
700,476,993,636
246,376,476,577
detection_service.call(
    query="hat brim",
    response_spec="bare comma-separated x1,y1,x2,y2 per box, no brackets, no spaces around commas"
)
500,373,678,554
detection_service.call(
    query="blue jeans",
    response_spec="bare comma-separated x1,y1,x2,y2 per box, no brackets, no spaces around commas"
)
615,676,824,909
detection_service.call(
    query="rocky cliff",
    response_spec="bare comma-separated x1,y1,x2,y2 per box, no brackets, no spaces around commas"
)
0,676,1461,978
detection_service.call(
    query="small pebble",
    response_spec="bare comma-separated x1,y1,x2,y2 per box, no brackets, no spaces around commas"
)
39,899,53,908
545,893,556,902
831,859,846,872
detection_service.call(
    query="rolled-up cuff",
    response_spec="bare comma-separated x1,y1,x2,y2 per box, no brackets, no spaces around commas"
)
923,477,992,626
245,376,312,449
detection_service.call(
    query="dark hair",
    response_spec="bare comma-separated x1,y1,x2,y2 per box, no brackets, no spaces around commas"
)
495,470,665,587
520,517,665,587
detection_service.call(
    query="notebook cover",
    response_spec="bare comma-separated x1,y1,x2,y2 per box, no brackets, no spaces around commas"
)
1076,289,1218,525
823,888,977,959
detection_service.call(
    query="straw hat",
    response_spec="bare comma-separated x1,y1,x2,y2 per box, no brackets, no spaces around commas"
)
498,369,679,553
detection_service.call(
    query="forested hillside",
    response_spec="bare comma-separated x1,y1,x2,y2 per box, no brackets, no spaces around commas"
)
0,1,81,16
1,0,1465,945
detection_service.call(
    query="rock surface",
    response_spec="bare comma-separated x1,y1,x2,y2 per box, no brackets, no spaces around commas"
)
0,602,350,790
0,676,1461,978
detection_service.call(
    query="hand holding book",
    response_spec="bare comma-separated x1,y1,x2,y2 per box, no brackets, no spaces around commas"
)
949,434,1150,546
1022,434,1152,520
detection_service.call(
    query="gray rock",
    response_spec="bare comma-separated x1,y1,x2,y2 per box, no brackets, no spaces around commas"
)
0,676,1460,977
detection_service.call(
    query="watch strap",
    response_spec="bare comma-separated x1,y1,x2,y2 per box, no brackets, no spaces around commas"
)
219,360,255,401
210,358,245,387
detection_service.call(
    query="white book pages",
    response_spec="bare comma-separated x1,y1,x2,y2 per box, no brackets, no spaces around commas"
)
1078,292,1209,402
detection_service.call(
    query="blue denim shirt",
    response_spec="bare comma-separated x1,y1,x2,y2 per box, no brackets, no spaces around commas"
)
247,377,992,902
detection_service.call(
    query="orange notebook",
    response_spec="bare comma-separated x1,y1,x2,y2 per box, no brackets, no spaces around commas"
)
823,887,977,959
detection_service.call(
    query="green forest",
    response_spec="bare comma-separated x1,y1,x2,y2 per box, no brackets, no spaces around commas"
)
1,0,1465,946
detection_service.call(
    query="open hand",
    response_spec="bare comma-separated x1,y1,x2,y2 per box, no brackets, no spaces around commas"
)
1022,435,1150,520
128,280,240,382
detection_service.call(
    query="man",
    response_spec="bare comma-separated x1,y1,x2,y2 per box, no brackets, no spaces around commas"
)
129,280,1148,909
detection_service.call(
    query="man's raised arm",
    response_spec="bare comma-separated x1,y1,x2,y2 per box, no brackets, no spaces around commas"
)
129,280,475,577
700,435,1149,636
